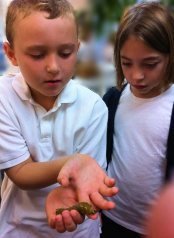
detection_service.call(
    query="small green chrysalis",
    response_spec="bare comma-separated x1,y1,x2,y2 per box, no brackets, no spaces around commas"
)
56,202,97,216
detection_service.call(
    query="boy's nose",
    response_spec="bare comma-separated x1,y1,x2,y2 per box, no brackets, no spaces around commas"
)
46,56,60,74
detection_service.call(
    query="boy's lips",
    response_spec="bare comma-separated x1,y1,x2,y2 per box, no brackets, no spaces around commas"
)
44,79,62,83
44,79,62,86
45,79,62,83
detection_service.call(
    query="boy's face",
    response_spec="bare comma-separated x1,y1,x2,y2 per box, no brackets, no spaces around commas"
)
4,11,79,108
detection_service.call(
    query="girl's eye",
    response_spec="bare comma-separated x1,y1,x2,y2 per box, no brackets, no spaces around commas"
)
121,62,132,67
144,63,158,68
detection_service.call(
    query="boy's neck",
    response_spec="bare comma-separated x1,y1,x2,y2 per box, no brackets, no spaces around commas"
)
31,92,57,111
40,99,57,111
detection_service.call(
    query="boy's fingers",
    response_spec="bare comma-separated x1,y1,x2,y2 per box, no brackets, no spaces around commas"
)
57,175,69,187
49,215,56,229
104,176,116,187
99,185,119,197
55,214,66,233
61,210,77,232
90,192,116,210
70,209,85,224
87,212,99,220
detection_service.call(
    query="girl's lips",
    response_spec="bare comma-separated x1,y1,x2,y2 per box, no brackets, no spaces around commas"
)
133,85,147,89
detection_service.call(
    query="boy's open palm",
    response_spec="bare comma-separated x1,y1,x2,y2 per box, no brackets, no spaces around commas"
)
45,186,86,232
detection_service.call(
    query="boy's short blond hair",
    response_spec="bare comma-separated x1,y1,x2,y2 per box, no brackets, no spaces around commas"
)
6,0,76,47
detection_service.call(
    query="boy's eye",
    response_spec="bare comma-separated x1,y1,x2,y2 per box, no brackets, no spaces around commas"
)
29,53,45,59
59,51,72,58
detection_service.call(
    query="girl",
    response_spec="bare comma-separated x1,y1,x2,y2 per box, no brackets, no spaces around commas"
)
101,2,174,238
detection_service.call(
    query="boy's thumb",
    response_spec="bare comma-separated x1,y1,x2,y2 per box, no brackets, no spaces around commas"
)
57,173,70,186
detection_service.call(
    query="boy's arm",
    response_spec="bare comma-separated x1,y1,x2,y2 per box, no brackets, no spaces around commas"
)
5,155,69,190
5,153,117,199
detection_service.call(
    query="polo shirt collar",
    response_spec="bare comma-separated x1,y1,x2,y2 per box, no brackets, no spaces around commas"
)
12,73,77,107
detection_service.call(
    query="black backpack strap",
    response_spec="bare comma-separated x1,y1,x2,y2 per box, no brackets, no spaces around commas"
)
103,85,126,166
104,87,174,180
165,103,174,182
1,170,4,181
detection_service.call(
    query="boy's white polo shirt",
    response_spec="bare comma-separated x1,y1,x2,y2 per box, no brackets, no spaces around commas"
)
0,73,108,238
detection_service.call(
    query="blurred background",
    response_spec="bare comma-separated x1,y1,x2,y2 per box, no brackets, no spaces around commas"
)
0,0,174,96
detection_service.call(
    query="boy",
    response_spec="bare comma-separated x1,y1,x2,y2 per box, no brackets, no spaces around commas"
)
0,0,117,237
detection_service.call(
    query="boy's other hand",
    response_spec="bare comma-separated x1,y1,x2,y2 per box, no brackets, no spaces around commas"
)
57,154,118,211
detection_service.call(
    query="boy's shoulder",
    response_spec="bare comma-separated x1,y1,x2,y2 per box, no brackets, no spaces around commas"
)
69,80,103,101
0,73,16,91
64,80,107,110
0,73,23,104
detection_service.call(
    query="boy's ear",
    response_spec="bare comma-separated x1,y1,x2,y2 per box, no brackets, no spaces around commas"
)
77,40,80,51
3,42,18,66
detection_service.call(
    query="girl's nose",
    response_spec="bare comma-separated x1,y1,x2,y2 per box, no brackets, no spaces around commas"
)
131,67,144,81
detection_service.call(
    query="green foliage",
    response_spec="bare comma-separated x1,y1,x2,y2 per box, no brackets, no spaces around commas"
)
161,0,174,4
90,0,174,35
90,0,136,34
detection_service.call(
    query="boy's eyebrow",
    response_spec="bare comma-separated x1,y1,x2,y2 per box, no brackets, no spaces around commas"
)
59,44,76,49
25,44,76,51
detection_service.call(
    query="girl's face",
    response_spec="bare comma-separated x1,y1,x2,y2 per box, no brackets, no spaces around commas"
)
120,35,169,98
